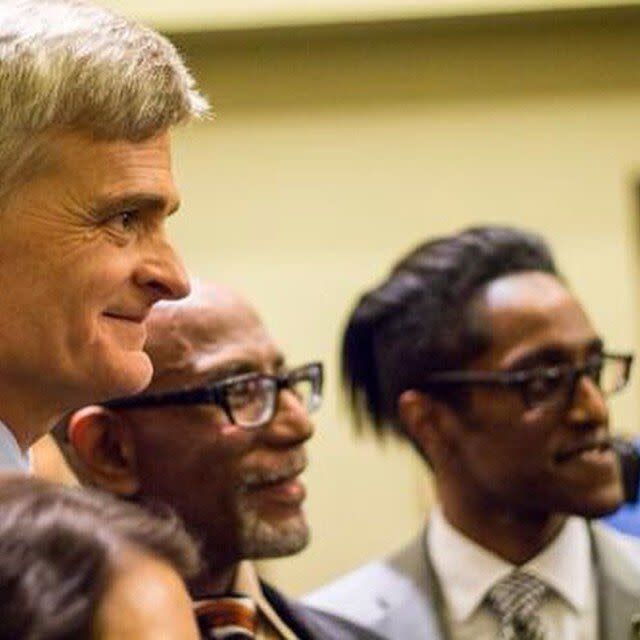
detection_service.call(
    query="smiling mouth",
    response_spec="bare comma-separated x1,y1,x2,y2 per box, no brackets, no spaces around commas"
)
103,312,147,324
242,464,307,491
555,440,613,464
241,472,307,509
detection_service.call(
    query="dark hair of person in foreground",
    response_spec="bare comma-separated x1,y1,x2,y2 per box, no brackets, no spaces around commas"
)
0,476,200,640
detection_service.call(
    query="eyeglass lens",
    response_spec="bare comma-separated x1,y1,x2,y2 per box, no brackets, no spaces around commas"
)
526,356,629,409
597,357,629,395
288,373,322,413
226,367,322,428
226,377,276,427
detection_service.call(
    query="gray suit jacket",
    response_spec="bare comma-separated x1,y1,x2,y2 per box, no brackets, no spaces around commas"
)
304,522,640,640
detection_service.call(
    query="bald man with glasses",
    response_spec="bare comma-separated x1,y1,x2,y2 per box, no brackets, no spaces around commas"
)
55,282,383,640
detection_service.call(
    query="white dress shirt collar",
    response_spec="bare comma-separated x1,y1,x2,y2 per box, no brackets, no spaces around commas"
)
0,419,30,472
427,506,592,623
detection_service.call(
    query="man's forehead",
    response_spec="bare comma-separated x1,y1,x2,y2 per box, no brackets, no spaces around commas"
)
144,286,280,386
480,272,576,319
48,129,179,204
483,271,567,308
478,271,598,361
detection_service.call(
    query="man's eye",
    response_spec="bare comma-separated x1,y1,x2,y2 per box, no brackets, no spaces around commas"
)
525,369,564,401
109,210,140,232
584,356,604,382
586,353,604,368
226,380,263,407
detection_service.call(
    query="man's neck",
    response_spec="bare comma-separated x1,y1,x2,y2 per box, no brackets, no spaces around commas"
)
0,385,60,451
190,561,241,599
439,493,567,565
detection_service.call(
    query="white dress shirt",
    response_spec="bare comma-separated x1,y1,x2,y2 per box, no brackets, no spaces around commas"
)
427,506,598,640
0,420,30,472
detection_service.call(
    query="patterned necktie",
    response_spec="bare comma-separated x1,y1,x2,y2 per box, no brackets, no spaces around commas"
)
195,595,258,639
485,571,548,640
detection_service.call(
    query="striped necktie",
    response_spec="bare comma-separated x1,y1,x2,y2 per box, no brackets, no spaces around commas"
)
485,570,548,640
195,595,258,639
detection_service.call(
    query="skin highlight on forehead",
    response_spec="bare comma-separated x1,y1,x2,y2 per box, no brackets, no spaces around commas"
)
483,271,569,309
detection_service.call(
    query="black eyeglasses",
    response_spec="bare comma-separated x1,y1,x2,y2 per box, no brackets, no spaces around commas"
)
104,362,324,429
420,352,633,410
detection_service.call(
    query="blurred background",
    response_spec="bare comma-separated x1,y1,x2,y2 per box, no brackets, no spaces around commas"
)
55,0,640,595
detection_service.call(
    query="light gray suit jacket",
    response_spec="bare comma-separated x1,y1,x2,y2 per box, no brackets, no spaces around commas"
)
304,522,640,640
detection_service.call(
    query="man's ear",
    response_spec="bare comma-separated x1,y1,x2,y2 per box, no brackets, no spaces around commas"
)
398,390,453,466
68,406,140,497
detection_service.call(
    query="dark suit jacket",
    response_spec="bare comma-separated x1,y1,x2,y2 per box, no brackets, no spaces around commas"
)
261,582,386,640
196,581,385,640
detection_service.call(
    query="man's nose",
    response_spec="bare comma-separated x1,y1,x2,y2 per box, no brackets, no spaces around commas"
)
135,234,190,303
568,373,609,426
262,389,315,446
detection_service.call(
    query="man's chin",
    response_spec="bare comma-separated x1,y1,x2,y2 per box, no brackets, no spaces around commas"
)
563,486,625,519
239,512,310,559
90,351,154,402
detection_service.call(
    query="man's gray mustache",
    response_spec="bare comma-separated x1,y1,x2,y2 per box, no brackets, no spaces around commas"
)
239,450,308,489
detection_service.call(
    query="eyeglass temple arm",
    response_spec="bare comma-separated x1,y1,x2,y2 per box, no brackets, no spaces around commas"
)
104,386,218,409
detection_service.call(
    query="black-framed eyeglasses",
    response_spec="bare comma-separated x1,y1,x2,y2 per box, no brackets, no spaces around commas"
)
420,352,633,410
104,362,324,429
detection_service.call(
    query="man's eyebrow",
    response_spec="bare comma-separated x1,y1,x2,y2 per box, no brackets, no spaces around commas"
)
506,337,604,371
91,193,180,217
204,361,260,384
204,354,288,384
506,347,568,372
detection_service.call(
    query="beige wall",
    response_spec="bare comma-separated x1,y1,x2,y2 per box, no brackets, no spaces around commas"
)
154,12,640,594
27,8,632,594
101,0,640,30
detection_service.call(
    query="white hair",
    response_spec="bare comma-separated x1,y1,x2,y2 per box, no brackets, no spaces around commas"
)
0,0,210,204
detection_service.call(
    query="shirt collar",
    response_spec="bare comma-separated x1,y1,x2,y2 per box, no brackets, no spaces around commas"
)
0,420,30,473
524,515,592,612
232,561,297,639
427,506,592,623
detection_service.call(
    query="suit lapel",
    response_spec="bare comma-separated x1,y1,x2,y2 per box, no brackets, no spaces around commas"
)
261,582,316,640
591,523,640,640
374,529,448,640
599,577,640,640
261,581,388,640
376,591,446,640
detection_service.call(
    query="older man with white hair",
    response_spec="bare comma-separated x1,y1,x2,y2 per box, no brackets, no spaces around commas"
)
0,0,209,470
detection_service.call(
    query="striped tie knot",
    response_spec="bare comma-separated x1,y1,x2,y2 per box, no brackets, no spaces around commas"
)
485,571,548,640
195,595,258,639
